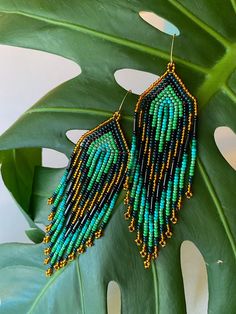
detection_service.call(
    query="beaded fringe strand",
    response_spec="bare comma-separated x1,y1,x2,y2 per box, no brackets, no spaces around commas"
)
43,112,129,276
124,62,197,268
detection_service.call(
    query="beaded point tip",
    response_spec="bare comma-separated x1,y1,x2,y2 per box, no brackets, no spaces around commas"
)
44,257,50,265
124,212,131,220
46,268,53,277
159,234,166,248
124,205,131,220
47,212,54,221
185,183,193,199
128,218,135,232
45,224,52,233
77,245,85,255
95,229,103,239
44,247,51,255
124,191,130,205
135,232,142,246
152,246,158,259
140,244,147,258
144,254,151,269
68,252,75,261
60,259,67,268
85,237,94,248
170,210,178,224
54,262,60,271
47,197,54,205
42,235,50,244
165,224,173,239
124,61,197,269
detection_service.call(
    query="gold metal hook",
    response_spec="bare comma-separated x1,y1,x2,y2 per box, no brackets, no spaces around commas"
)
170,34,176,64
114,89,132,120
118,89,132,113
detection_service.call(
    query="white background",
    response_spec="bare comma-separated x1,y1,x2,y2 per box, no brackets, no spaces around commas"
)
2,43,235,314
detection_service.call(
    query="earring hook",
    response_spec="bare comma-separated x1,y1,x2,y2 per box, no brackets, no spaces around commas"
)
170,34,176,64
114,89,132,120
167,34,177,72
118,89,132,113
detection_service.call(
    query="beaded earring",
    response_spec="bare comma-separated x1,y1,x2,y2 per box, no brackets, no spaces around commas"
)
124,35,197,268
43,92,130,276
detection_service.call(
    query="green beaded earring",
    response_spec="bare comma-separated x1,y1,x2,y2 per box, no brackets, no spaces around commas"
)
124,35,197,268
43,93,130,276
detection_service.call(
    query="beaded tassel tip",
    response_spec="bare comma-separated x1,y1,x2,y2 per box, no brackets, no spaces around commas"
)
43,112,129,276
124,62,197,269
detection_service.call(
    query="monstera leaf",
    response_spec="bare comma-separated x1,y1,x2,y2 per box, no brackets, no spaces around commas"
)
0,1,236,313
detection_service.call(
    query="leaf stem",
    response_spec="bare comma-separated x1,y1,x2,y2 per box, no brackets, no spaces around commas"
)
230,0,236,13
197,43,236,108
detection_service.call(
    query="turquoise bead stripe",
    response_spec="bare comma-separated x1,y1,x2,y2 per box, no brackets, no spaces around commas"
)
44,116,129,275
125,69,197,266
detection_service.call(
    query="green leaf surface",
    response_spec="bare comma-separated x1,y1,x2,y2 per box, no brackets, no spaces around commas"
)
0,148,41,227
0,1,235,313
25,228,45,244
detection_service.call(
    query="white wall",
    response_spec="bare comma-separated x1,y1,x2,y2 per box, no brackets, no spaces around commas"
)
0,44,211,314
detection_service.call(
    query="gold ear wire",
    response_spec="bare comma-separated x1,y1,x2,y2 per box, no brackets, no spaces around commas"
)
114,89,132,120
118,89,132,113
170,34,176,64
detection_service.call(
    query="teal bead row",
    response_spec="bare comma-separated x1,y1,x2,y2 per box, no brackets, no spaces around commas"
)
44,118,129,273
126,73,197,258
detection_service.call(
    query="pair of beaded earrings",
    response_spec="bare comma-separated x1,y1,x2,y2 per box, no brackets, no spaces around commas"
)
43,35,197,276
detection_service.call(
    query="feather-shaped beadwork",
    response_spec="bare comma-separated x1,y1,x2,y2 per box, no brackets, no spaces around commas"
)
124,63,197,268
43,112,129,276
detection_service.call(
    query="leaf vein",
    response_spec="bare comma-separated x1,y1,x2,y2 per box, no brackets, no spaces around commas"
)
27,107,133,122
152,263,159,314
223,84,236,103
76,262,86,314
0,9,208,74
27,267,66,314
168,0,230,47
197,158,236,259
